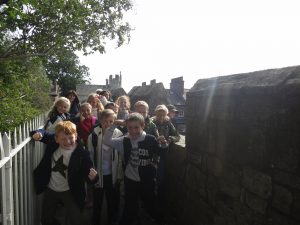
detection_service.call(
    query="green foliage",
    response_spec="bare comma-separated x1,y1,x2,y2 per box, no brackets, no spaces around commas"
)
0,0,132,61
0,59,52,132
0,0,132,131
44,50,90,96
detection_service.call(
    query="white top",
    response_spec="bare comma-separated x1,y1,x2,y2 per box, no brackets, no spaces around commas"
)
102,144,112,175
48,146,75,192
45,114,66,132
103,125,146,182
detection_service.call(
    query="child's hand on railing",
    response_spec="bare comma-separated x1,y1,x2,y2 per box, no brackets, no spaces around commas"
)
32,132,43,141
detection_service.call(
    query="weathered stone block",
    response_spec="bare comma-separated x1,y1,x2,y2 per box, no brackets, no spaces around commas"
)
166,181,186,222
222,165,242,184
219,178,241,199
271,185,292,214
242,168,272,199
291,191,300,221
187,152,202,168
273,147,299,172
167,142,187,181
214,215,227,225
207,175,219,207
216,199,235,221
183,67,300,225
243,191,268,214
207,155,223,177
234,202,253,225
184,193,214,225
267,210,291,225
185,163,207,198
273,171,300,190
186,124,209,153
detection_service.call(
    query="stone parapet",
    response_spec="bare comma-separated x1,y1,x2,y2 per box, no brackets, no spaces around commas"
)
166,66,300,225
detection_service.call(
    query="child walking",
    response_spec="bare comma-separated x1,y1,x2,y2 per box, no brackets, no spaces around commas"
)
31,121,98,225
44,97,71,132
103,113,163,225
87,109,123,225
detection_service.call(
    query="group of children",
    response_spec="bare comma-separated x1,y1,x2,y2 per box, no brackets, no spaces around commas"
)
31,90,180,225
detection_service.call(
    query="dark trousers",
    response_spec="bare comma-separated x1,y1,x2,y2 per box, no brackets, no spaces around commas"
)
157,152,167,217
93,174,120,225
41,188,84,225
120,176,157,225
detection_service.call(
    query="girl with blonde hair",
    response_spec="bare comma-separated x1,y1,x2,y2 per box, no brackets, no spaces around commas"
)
44,97,71,132
87,93,104,120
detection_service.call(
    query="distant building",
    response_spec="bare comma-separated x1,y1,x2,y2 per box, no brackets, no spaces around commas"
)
76,72,126,102
128,76,187,133
166,77,186,133
129,80,168,115
106,73,122,90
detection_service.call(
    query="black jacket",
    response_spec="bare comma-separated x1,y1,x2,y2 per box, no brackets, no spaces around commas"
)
31,130,98,209
123,135,161,181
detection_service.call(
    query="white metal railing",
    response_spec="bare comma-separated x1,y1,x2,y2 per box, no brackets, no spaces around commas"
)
0,113,47,225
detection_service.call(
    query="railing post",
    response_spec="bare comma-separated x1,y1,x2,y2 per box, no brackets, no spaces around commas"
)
0,112,47,225
13,128,20,225
2,132,14,225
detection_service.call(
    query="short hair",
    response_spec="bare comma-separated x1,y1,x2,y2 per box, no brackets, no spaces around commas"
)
126,112,145,126
99,90,109,96
105,102,118,109
134,101,149,110
55,121,77,136
155,104,168,114
80,102,92,111
99,109,116,120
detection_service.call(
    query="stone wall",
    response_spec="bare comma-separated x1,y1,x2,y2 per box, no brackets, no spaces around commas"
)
166,66,300,225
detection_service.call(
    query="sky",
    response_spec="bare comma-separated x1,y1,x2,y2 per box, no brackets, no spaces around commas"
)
78,0,300,92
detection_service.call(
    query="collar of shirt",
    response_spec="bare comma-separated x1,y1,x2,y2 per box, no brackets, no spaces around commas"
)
128,131,146,148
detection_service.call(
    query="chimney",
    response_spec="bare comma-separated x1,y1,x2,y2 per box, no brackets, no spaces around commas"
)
119,71,122,87
170,76,184,96
106,79,108,86
142,82,146,86
150,79,156,85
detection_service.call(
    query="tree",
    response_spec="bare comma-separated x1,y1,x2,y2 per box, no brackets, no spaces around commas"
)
0,58,52,132
44,50,90,96
0,0,132,61
0,0,132,131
